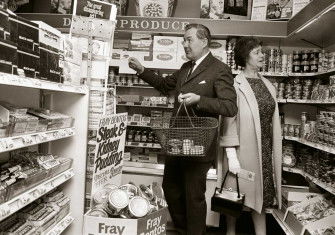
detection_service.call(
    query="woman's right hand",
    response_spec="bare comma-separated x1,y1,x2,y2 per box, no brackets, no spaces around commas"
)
226,148,241,174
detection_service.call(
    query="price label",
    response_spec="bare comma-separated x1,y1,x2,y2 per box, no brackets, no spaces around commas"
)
5,139,14,149
22,136,33,144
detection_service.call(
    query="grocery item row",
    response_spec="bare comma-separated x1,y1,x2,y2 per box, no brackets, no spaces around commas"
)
0,101,74,138
0,189,70,235
273,76,335,101
88,181,167,219
0,150,73,204
282,141,334,188
283,111,335,147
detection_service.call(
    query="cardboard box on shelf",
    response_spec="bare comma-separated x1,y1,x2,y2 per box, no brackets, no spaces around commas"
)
0,8,9,40
17,49,39,78
16,16,39,53
284,196,334,235
32,21,61,51
0,39,17,74
83,207,169,235
304,214,335,235
152,51,178,68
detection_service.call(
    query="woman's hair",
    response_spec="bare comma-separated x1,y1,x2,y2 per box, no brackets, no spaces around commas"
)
234,37,262,67
184,23,211,46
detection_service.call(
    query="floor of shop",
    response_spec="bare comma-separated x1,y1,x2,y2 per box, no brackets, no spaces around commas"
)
166,212,285,235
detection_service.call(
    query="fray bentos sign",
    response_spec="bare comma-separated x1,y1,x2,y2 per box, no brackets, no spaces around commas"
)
83,207,169,235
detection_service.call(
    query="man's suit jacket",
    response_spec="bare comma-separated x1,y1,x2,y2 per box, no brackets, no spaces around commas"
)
139,52,237,161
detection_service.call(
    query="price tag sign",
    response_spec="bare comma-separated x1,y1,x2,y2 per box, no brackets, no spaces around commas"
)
5,139,14,149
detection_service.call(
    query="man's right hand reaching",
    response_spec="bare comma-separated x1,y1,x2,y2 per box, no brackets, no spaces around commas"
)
128,57,145,74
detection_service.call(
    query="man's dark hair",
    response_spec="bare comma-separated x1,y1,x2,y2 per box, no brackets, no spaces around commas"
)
234,37,262,67
184,23,211,46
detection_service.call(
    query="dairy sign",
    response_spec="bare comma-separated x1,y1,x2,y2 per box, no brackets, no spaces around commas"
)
91,113,127,197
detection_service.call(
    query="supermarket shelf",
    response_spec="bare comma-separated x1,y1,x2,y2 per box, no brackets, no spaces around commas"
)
270,209,294,235
283,167,335,195
285,99,335,104
115,84,154,89
126,141,161,149
284,136,335,154
0,168,74,221
117,102,174,109
45,214,74,235
0,72,87,94
122,160,217,180
0,128,75,153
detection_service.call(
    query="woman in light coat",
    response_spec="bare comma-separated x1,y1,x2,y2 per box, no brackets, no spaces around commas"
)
220,37,282,235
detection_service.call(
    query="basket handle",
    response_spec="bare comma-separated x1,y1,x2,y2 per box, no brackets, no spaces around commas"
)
174,102,195,128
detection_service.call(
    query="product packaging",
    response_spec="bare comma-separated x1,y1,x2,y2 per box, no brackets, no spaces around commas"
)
0,38,17,74
0,7,9,40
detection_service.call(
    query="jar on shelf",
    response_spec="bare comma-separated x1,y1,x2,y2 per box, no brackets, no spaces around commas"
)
127,129,134,141
134,130,141,142
301,60,310,73
301,50,310,61
141,131,147,142
293,50,301,62
310,60,318,72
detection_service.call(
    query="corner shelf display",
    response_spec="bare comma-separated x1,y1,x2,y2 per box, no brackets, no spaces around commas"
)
0,15,89,235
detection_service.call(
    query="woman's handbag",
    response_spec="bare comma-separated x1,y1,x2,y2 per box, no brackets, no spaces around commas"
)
211,170,245,217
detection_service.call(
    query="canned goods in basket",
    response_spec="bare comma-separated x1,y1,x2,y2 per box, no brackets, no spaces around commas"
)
108,189,129,213
128,196,151,218
139,184,156,203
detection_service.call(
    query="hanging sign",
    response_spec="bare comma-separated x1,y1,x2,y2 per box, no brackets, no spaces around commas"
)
75,0,117,20
90,113,128,201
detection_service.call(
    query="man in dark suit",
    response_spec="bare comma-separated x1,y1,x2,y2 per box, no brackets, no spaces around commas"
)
128,23,237,235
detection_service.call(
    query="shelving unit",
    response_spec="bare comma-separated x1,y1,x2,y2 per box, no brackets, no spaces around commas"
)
0,70,88,234
0,168,74,221
283,167,335,195
284,136,335,155
46,214,74,235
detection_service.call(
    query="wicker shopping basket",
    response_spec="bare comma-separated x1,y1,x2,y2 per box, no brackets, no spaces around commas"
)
151,102,218,157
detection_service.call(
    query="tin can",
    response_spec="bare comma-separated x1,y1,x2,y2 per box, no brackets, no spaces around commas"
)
310,49,320,61
293,51,301,62
139,184,156,203
108,189,129,213
119,184,139,198
128,196,151,218
293,61,301,73
294,125,300,137
88,206,109,217
92,188,112,206
301,61,310,73
310,60,318,72
301,50,310,61
288,124,295,136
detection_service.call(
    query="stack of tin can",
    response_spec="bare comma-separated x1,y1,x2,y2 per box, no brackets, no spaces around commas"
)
227,41,236,70
266,48,282,73
88,182,167,218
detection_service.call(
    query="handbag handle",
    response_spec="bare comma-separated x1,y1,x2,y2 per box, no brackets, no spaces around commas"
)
173,101,195,127
220,171,241,199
